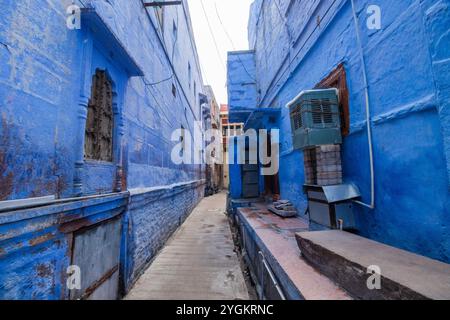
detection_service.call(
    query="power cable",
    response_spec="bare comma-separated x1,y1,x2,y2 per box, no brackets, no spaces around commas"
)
143,74,174,86
213,1,256,82
139,0,197,122
199,0,226,72
179,1,210,85
143,2,179,86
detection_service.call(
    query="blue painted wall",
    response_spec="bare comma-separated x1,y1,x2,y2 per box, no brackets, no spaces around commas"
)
0,0,205,200
229,0,450,263
0,0,206,298
227,51,258,123
0,193,128,299
123,181,204,292
229,136,243,199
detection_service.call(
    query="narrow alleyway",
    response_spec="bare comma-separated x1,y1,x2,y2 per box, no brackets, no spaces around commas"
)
126,192,250,300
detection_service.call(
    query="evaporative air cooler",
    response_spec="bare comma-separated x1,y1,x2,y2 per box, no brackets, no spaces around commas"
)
288,88,342,150
287,88,360,231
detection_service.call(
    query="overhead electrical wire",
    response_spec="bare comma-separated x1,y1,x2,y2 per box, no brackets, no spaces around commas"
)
143,74,174,86
141,3,190,131
199,0,226,72
140,0,201,127
143,2,178,86
213,1,256,82
140,1,174,86
178,1,210,86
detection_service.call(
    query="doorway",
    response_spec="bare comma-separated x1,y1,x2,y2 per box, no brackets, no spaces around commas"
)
263,132,280,200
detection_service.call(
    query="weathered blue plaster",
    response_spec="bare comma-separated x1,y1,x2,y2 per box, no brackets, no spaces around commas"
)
227,51,258,123
229,137,243,199
123,180,204,291
0,0,206,298
229,0,450,263
0,0,205,200
0,193,128,299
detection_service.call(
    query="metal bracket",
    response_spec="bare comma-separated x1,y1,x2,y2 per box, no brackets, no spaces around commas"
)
144,1,182,7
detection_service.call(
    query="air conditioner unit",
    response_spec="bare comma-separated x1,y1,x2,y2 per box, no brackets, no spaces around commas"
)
287,89,342,150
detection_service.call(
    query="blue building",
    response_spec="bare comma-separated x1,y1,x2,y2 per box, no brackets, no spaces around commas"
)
0,0,207,299
227,0,450,264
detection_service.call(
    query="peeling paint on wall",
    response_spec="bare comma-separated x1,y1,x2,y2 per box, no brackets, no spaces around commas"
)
0,0,207,299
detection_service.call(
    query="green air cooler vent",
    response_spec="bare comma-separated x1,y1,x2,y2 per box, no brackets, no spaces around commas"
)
288,88,342,150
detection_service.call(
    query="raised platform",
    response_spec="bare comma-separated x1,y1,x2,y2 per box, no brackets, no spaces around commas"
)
235,206,351,300
296,230,450,300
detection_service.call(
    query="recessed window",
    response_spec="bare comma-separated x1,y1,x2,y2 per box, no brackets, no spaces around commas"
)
173,20,178,38
194,81,197,99
180,125,186,157
172,83,177,97
84,70,114,162
155,5,164,28
188,62,192,88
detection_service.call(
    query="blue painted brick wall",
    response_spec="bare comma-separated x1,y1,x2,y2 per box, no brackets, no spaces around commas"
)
227,51,258,123
0,0,207,298
230,0,450,263
123,181,204,291
0,0,205,199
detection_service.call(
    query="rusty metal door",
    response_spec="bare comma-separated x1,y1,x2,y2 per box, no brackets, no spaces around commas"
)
70,217,122,300
242,164,259,198
240,135,260,199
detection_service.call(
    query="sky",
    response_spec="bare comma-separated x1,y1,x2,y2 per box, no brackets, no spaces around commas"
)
187,0,254,105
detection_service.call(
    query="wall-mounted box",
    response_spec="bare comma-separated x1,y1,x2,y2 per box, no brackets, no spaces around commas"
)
287,89,342,150
304,184,361,230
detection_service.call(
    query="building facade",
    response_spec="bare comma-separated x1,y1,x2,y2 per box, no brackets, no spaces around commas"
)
0,0,207,299
220,104,244,189
227,0,450,264
204,85,222,195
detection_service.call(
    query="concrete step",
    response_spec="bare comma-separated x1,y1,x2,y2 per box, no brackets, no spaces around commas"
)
295,230,450,300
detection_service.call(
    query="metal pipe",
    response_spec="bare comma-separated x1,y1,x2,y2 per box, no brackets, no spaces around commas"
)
144,1,182,7
259,251,286,300
0,192,130,214
350,0,375,210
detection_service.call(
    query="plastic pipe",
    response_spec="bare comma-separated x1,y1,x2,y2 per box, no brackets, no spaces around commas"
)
350,0,375,210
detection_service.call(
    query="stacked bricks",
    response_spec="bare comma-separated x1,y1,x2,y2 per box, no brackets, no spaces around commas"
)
316,144,342,186
303,144,342,186
303,148,318,185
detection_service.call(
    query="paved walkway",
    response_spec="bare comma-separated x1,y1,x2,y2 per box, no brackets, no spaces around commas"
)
126,192,250,300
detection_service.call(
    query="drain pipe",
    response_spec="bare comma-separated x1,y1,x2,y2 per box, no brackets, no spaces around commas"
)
259,251,286,300
350,0,375,210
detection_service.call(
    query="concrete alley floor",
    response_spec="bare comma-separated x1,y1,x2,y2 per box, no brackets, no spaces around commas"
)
125,192,250,300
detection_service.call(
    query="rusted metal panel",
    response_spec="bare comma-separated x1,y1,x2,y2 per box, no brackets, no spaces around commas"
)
0,193,127,300
86,268,119,300
69,217,122,300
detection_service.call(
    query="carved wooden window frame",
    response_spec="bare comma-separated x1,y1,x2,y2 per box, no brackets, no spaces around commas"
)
315,63,350,136
84,69,114,162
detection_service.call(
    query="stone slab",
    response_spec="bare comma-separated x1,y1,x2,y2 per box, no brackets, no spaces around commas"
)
296,230,450,300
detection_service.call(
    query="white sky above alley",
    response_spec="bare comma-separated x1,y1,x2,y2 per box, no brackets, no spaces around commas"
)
188,0,254,105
